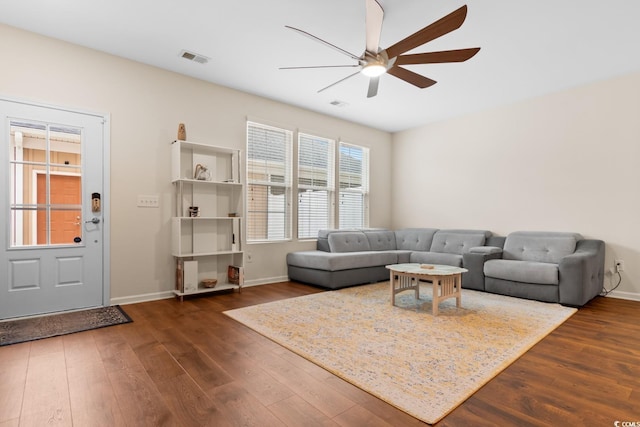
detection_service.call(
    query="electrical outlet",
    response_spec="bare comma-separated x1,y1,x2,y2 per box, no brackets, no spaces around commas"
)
137,195,159,208
615,259,625,272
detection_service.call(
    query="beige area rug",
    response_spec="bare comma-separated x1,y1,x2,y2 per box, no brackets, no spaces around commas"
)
224,282,576,424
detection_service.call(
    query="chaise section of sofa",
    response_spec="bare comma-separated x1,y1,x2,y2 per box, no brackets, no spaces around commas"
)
287,229,396,289
483,231,605,306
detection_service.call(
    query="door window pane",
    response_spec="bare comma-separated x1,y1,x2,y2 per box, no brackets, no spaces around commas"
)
9,121,82,247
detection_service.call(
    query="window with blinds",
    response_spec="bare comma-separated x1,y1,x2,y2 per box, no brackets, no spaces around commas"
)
339,142,369,229
297,133,335,239
246,122,292,241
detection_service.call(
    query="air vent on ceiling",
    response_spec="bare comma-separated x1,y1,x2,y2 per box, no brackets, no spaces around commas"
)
329,100,349,108
180,50,210,65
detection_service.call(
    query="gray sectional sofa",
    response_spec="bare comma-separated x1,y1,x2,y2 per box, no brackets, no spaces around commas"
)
286,228,605,307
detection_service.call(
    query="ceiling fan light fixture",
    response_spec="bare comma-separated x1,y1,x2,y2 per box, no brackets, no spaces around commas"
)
361,63,386,77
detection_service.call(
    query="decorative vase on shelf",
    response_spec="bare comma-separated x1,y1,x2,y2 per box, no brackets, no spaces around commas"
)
194,163,210,181
177,123,186,141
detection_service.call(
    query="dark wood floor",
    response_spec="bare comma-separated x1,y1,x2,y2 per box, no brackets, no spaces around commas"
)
1,282,639,426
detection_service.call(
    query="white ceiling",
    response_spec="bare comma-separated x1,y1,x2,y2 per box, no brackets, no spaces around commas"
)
2,0,640,132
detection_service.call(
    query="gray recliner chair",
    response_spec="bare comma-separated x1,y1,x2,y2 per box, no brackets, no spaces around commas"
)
482,231,605,306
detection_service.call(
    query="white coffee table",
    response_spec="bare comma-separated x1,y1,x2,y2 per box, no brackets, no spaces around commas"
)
385,263,468,315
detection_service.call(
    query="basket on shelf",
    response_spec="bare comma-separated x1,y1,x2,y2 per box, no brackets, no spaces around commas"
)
201,278,218,288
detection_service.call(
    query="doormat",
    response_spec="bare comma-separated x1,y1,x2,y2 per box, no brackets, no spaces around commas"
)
0,305,132,346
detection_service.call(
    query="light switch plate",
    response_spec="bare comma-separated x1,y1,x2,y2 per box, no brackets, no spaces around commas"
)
137,195,159,208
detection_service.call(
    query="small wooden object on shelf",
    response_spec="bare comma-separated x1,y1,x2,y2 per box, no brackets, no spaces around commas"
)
177,123,186,141
201,278,218,288
176,260,183,290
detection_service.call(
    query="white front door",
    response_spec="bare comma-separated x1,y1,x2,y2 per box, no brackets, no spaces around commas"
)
0,99,108,320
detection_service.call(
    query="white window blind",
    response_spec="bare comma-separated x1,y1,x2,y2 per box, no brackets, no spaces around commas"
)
246,122,292,241
297,133,335,239
339,142,369,229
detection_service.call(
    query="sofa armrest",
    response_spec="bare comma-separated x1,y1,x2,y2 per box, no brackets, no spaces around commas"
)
558,239,605,306
469,246,503,255
462,248,504,290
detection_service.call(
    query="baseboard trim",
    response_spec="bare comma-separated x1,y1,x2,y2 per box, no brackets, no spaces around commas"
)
243,276,290,288
111,277,291,306
111,291,175,306
605,290,640,302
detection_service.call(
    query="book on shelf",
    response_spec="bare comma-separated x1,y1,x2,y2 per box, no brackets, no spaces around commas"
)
228,265,242,285
176,259,183,291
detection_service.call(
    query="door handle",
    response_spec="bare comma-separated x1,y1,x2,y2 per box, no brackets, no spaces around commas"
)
85,217,100,224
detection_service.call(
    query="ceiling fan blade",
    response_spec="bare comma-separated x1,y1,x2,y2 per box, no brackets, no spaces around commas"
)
367,76,380,98
285,25,361,61
365,0,384,54
387,66,437,88
385,5,468,59
396,47,480,65
280,65,360,70
318,71,361,93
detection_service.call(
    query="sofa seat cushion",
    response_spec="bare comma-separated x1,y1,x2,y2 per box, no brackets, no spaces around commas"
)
287,250,398,272
409,251,463,267
392,250,413,264
484,259,559,285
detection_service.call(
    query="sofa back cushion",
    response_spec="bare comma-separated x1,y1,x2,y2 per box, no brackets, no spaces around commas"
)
328,231,371,253
317,228,386,251
430,230,487,255
394,228,438,251
317,229,333,251
365,230,397,251
503,231,582,263
317,229,360,251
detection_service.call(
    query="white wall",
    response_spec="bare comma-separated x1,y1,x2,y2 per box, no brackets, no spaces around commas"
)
0,24,392,302
392,71,640,300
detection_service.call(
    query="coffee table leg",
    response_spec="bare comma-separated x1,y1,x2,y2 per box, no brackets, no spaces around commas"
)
390,272,423,307
432,278,439,316
390,270,396,306
456,273,462,308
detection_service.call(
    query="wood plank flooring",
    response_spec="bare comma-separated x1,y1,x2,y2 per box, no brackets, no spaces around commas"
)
1,282,638,426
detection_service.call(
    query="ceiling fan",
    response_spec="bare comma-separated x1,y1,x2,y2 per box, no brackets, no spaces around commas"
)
280,1,480,98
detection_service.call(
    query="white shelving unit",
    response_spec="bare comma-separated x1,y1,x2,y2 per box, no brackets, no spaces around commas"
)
171,140,244,300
